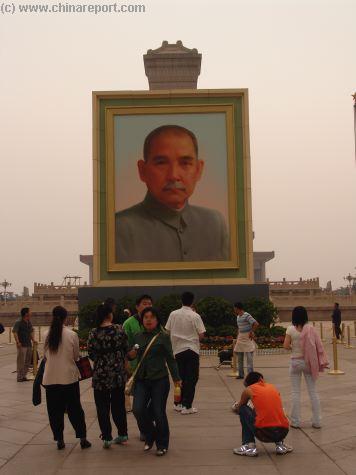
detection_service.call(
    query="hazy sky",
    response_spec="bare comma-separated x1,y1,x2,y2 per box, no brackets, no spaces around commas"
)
1,0,355,294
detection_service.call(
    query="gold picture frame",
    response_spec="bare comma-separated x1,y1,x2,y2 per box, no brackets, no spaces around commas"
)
93,89,253,286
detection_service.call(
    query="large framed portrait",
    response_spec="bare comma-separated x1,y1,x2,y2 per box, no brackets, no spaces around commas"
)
93,90,253,285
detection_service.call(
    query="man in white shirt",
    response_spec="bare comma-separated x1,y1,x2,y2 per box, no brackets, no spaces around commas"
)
165,291,206,414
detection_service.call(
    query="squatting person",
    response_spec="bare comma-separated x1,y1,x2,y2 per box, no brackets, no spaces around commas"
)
232,372,292,457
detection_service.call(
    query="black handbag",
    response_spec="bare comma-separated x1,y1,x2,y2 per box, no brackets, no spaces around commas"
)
32,359,46,406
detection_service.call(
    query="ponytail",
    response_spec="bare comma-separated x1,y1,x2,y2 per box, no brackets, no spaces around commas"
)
45,306,67,353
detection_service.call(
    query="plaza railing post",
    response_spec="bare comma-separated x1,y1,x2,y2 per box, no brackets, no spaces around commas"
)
352,321,356,339
328,337,345,375
319,322,326,342
341,323,345,343
344,326,355,349
227,339,238,377
38,326,41,343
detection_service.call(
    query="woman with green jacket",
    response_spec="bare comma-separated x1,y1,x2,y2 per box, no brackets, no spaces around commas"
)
131,307,181,457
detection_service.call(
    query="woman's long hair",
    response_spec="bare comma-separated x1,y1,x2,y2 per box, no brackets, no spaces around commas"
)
95,304,113,328
45,306,67,353
292,306,308,327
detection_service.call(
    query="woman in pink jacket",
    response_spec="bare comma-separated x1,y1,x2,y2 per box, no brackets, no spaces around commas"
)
283,306,328,429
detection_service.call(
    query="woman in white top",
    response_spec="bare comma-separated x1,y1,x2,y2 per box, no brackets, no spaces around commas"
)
283,306,321,429
43,306,91,450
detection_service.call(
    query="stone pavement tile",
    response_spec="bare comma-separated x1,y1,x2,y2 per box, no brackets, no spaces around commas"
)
319,436,356,461
29,418,96,446
166,413,237,428
272,452,345,475
173,435,237,450
62,445,273,469
0,444,74,475
322,411,356,427
0,441,23,460
15,412,50,423
332,453,356,475
281,429,321,454
0,419,47,434
0,407,21,418
302,424,356,445
56,464,280,475
0,427,34,445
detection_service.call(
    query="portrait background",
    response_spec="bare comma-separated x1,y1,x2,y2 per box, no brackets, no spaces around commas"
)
114,113,229,223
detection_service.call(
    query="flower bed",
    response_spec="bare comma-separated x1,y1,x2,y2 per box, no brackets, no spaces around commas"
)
201,334,285,350
79,332,286,352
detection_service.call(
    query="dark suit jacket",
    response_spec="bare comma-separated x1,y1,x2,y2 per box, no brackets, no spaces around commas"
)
115,193,229,263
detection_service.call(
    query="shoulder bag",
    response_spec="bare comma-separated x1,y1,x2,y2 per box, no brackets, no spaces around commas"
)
125,333,160,396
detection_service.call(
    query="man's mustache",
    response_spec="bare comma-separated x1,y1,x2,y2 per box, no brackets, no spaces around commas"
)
162,181,186,191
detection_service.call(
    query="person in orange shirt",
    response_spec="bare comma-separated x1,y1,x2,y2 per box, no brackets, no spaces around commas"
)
232,372,293,457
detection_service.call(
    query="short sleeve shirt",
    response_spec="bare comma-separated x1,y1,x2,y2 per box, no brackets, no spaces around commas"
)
286,325,303,358
165,306,206,356
236,312,256,334
12,319,33,347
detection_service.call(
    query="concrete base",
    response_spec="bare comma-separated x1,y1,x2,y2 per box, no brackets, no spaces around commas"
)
78,283,269,307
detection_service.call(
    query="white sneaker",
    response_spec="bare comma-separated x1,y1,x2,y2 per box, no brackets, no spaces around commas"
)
181,407,198,415
233,443,258,457
174,404,183,412
275,443,293,455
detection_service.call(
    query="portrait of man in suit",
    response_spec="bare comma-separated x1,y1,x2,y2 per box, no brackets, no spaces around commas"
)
115,124,229,263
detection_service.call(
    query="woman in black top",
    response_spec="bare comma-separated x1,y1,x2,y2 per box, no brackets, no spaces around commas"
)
131,306,181,456
87,304,128,448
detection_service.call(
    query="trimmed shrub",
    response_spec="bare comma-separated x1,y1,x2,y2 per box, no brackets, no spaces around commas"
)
244,298,278,329
155,294,182,325
196,296,234,329
78,300,101,331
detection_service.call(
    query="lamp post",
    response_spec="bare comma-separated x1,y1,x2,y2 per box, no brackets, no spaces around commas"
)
0,279,12,305
343,272,356,299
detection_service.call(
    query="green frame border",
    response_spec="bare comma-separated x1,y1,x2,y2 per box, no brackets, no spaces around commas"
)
95,91,251,283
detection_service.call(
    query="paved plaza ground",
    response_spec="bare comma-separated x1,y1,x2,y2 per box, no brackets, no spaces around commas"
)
0,323,355,474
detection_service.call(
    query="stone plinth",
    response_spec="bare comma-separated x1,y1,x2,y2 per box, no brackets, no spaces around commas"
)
144,40,201,90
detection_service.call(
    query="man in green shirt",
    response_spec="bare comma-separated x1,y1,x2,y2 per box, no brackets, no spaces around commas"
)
123,294,153,436
123,294,153,363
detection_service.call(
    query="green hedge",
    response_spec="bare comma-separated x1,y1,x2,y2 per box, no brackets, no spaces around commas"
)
78,295,278,337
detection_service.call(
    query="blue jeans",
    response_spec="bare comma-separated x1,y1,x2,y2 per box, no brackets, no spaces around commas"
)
239,405,288,445
237,352,254,377
133,377,170,450
239,405,256,444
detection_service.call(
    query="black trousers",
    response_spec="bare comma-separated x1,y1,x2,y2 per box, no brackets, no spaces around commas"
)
175,349,199,409
94,386,127,441
133,377,170,450
45,382,86,441
333,320,341,339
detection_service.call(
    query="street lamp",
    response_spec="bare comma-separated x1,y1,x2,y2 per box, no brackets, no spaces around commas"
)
344,273,356,297
0,279,12,305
